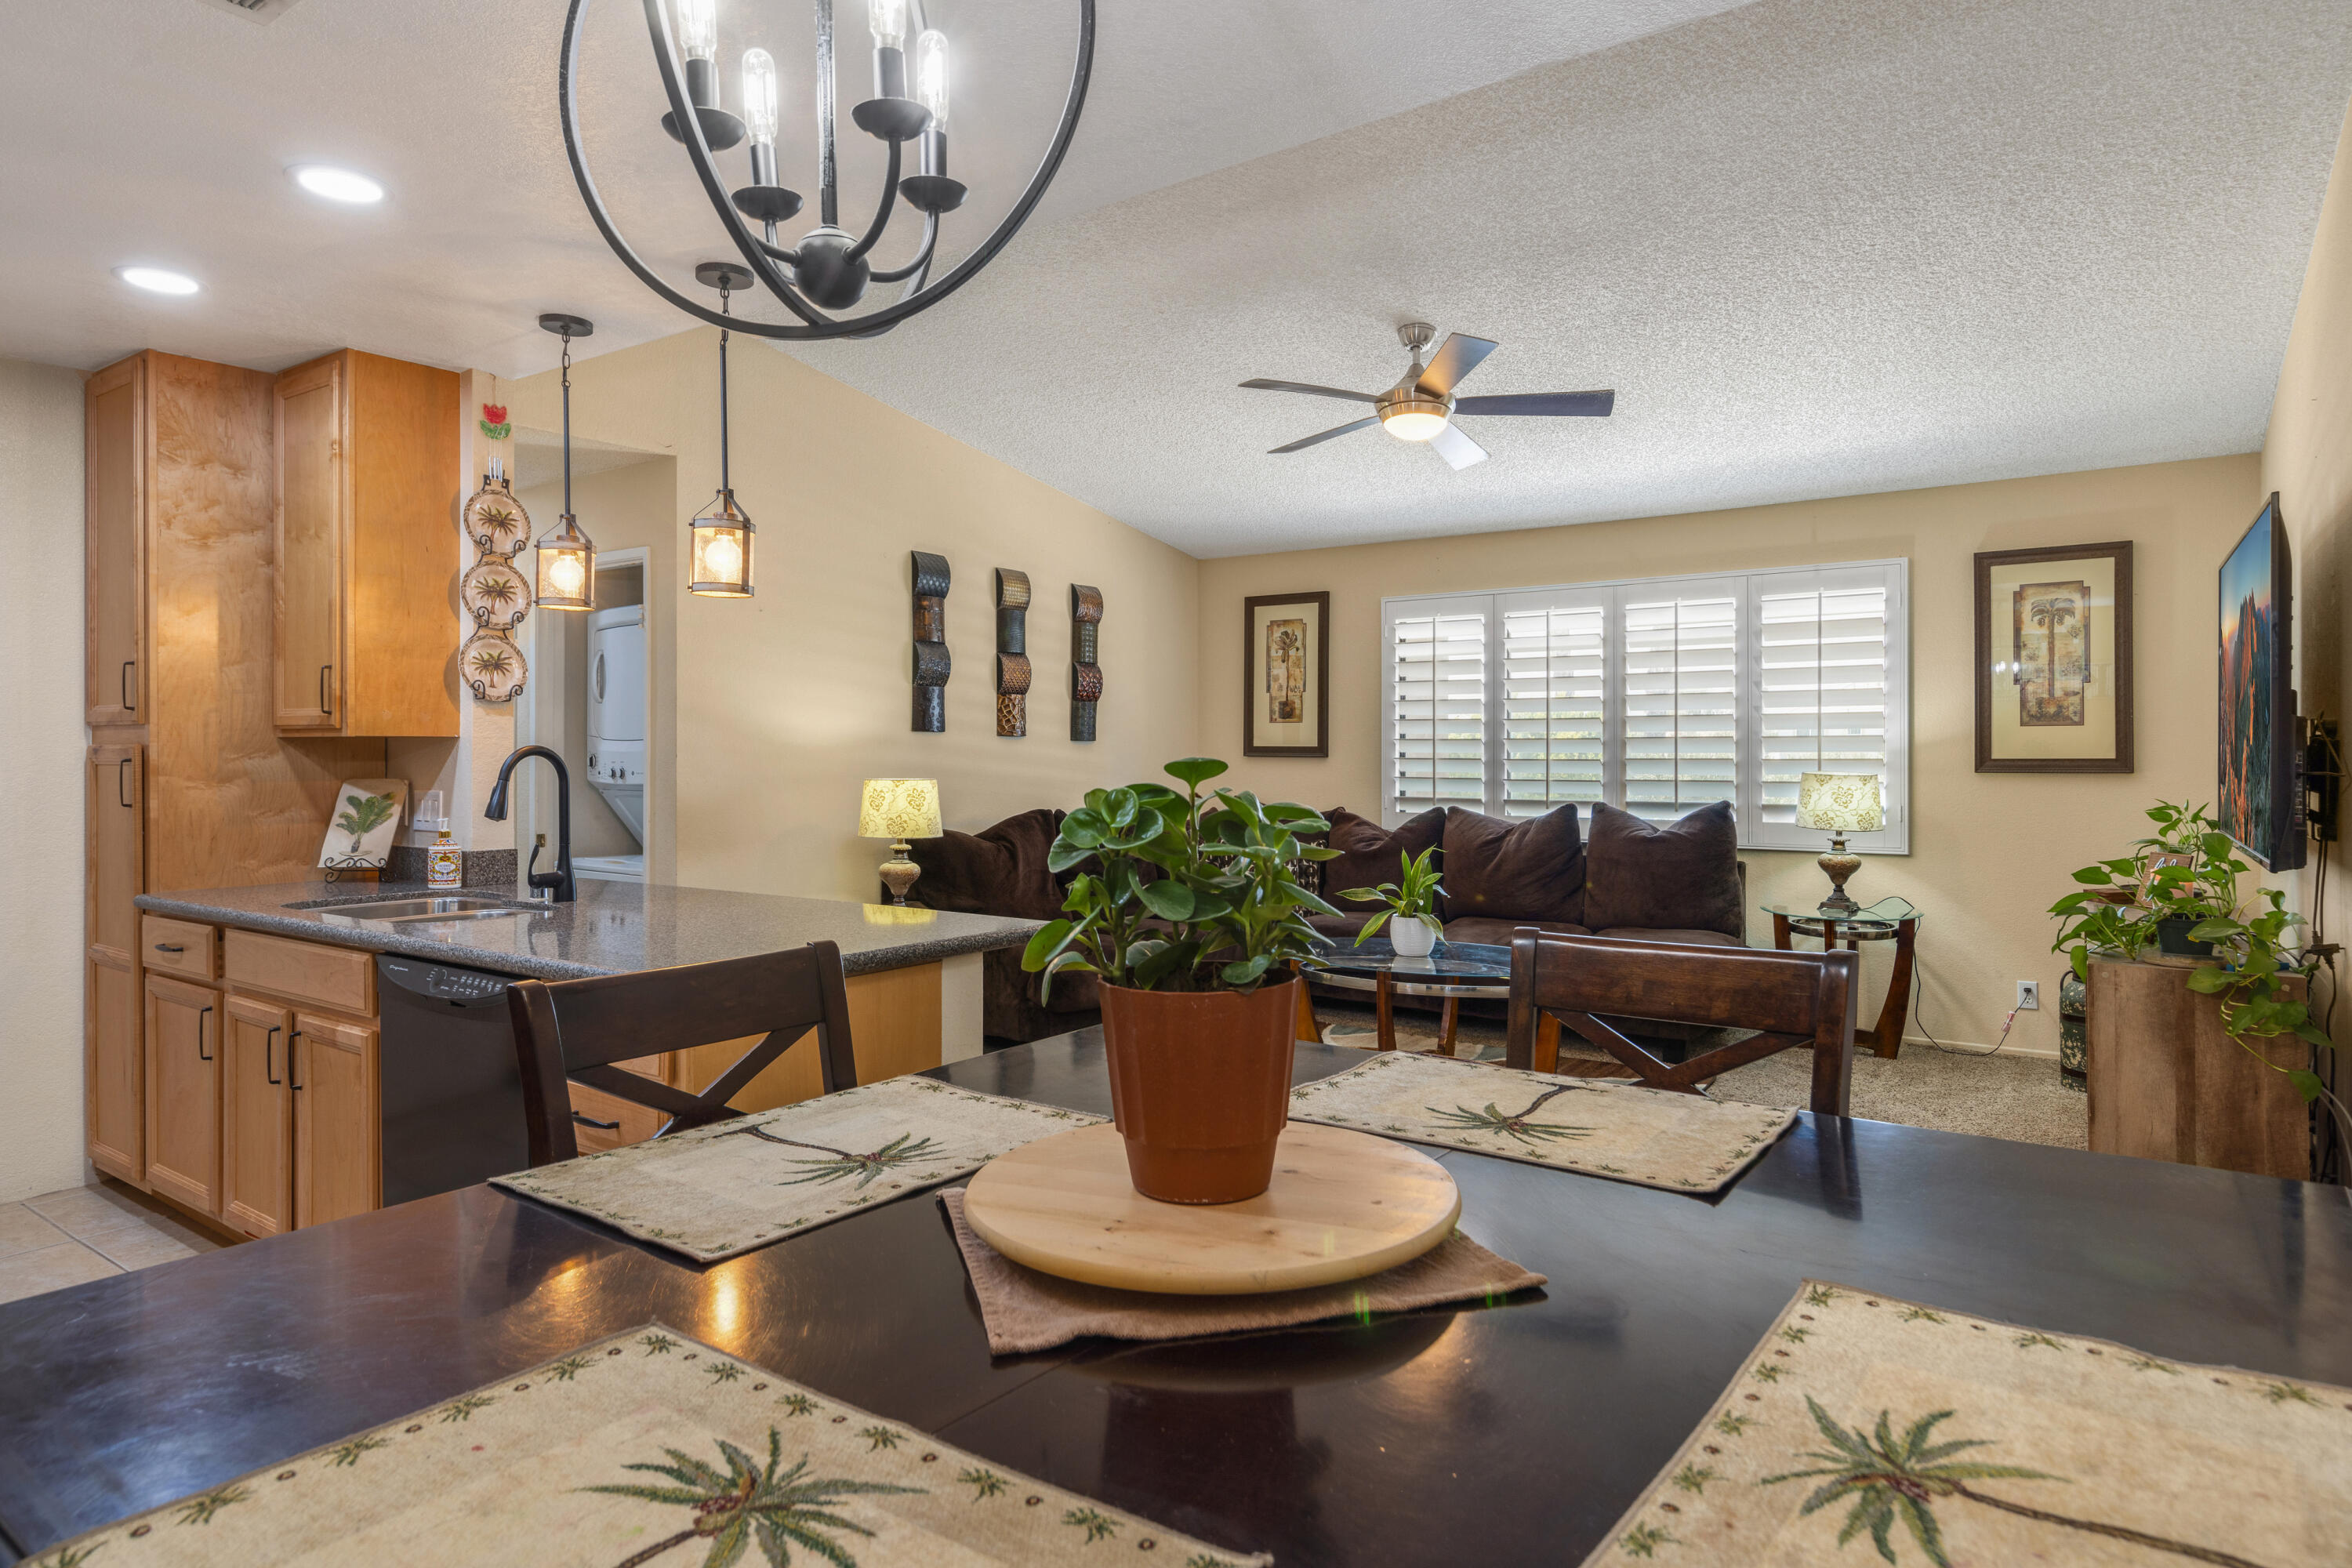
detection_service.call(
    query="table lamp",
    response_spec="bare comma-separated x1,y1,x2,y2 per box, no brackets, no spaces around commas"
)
1796,771,1884,915
860,779,942,906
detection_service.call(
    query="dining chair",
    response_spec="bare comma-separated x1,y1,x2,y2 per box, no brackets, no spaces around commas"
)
506,940,858,1167
1503,929,1859,1116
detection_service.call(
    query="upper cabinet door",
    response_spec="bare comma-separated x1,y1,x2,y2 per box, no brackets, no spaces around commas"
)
274,355,345,731
86,357,145,726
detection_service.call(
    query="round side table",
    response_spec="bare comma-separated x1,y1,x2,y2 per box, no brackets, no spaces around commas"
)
1764,898,1922,1059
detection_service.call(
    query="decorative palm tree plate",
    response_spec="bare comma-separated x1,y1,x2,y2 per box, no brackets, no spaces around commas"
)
961,1121,1459,1295
26,1323,1271,1568
461,555,535,630
460,631,527,703
493,1077,1104,1263
1584,1279,2352,1567
1286,1051,1796,1194
461,478,532,558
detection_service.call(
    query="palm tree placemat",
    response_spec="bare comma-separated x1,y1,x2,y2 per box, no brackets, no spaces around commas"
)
494,1078,1104,1263
1582,1280,2352,1567
1285,1052,1795,1194
25,1323,1270,1568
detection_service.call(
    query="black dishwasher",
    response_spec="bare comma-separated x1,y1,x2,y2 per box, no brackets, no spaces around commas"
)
377,954,531,1204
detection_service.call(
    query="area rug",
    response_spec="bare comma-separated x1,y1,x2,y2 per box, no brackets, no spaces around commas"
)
494,1077,1103,1262
1286,1051,1796,1194
26,1324,1269,1568
1582,1281,2352,1567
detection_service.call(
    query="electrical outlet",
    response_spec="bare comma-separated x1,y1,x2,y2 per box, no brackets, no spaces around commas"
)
2016,981,2041,1011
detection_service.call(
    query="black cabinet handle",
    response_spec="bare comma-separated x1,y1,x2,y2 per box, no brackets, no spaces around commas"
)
290,1029,304,1091
121,659,135,711
571,1112,620,1131
266,1025,282,1086
197,1006,212,1062
154,943,184,953
318,664,332,717
117,757,132,808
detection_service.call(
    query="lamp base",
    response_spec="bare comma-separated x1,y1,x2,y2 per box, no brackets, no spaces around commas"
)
879,842,922,907
1817,836,1862,915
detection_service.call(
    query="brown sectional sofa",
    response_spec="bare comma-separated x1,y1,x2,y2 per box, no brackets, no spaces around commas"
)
906,800,1747,1044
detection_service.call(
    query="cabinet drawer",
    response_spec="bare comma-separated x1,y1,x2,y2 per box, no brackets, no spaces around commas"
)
224,929,375,1016
143,916,217,982
566,1080,669,1155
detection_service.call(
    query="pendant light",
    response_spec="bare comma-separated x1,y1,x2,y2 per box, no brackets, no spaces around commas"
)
689,262,754,597
533,314,597,612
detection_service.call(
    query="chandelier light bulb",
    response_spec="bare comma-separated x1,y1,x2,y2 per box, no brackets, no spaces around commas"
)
869,0,908,51
676,0,717,64
705,532,742,579
741,47,779,144
547,551,586,597
914,29,949,128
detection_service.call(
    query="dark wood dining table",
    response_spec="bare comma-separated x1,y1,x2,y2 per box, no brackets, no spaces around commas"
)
3,1032,2350,1566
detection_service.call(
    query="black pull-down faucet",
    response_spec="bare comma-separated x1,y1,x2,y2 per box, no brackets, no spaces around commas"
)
483,745,575,903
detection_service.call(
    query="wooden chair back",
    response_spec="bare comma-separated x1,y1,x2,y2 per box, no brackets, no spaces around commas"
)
1504,931,1858,1115
505,941,858,1167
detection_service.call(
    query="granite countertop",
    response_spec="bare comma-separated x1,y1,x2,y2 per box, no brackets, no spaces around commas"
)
134,880,1041,982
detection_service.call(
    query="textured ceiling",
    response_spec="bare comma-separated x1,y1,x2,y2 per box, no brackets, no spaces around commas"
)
0,0,1755,378
791,0,2352,555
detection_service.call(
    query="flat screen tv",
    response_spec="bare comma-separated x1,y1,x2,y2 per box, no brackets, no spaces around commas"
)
2219,493,2303,871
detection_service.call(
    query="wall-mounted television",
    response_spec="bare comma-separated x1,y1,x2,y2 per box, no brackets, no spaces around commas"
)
2219,493,2303,872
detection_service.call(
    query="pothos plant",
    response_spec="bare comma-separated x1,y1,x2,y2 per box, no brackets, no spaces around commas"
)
1022,758,1340,997
2050,800,2347,1139
1338,845,1446,946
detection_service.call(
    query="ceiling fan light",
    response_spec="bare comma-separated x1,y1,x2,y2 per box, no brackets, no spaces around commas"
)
1381,405,1449,442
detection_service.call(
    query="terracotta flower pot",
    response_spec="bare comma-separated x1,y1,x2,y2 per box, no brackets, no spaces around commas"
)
1098,978,1301,1204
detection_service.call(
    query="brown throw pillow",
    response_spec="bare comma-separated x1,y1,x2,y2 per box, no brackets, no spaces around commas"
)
906,808,1068,922
1581,800,1743,938
1437,805,1584,924
1318,806,1446,905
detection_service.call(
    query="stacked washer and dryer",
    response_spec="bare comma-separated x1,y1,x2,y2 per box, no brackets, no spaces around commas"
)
577,602,647,883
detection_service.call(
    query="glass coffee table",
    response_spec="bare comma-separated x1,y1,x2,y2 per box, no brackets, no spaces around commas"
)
1762,896,1922,1059
1298,938,1515,1055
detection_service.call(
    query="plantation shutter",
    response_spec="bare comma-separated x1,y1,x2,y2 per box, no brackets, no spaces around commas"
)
1388,601,1490,818
1621,586,1740,822
1755,572,1894,831
1499,598,1609,818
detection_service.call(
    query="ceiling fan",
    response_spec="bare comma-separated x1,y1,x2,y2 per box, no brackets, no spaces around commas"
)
1240,322,1614,470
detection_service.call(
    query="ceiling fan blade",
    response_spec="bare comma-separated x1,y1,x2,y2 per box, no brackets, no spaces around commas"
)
1270,416,1380,454
1428,421,1487,471
1454,390,1617,418
1240,378,1377,404
1415,333,1499,398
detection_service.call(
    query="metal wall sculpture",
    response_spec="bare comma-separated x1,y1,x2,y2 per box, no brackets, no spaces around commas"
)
996,568,1031,738
1070,583,1103,742
911,550,951,732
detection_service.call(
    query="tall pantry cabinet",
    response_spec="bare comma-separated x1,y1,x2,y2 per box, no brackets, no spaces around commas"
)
82,350,393,1191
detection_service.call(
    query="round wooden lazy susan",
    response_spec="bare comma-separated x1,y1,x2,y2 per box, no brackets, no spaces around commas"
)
961,1121,1460,1295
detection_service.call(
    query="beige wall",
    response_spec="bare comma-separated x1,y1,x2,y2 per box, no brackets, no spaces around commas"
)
0,358,88,1202
1198,455,2263,1053
2264,96,2352,1116
503,330,1201,902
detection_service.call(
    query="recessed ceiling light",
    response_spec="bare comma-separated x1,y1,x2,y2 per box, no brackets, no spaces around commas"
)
290,165,385,205
116,266,200,296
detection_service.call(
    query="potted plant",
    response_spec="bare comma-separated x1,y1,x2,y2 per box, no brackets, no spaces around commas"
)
1338,846,1446,957
2049,800,2347,1145
1022,758,1341,1203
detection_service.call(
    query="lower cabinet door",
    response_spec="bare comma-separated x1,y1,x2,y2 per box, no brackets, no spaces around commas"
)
293,1013,379,1229
143,975,220,1214
222,995,295,1238
91,955,146,1186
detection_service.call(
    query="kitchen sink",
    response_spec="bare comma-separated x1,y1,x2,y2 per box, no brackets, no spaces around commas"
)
302,896,543,924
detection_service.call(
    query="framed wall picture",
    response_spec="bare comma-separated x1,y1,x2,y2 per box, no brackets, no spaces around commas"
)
1243,591,1330,757
1974,541,2133,772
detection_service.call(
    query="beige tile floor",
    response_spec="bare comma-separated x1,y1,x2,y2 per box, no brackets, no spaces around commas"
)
0,1179,223,1305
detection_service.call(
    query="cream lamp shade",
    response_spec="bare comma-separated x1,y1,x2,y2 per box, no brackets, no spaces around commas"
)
859,779,942,841
1795,772,1885,834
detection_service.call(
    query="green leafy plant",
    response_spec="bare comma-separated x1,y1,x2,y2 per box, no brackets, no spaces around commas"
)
336,791,397,852
2050,800,2347,1143
579,1427,920,1568
1021,757,1341,997
1336,845,1446,945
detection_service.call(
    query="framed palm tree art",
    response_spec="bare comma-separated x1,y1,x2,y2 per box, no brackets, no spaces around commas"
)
1974,541,2134,771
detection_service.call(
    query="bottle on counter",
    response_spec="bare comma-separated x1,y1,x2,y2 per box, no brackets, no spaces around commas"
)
426,833,463,889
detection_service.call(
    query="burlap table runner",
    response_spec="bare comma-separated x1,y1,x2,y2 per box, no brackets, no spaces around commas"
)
1287,1051,1795,1193
494,1076,1104,1262
28,1323,1270,1567
938,1187,1545,1354
1584,1279,2352,1566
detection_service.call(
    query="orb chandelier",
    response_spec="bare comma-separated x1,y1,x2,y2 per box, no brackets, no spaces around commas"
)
561,0,1095,339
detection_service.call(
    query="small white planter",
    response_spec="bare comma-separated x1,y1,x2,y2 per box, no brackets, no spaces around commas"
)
1388,916,1439,957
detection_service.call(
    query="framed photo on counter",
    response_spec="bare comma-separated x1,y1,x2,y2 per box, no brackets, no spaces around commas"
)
1974,540,2133,772
1243,591,1329,757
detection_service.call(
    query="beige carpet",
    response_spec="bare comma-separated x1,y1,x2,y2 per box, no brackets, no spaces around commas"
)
1314,1003,2087,1151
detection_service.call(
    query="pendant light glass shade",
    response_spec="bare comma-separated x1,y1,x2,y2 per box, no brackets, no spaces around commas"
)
689,490,753,597
535,514,597,611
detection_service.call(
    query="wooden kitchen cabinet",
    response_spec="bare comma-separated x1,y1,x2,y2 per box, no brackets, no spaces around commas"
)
88,958,143,1186
222,996,296,1238
272,350,459,738
86,742,145,1185
144,975,221,1216
293,1013,379,1228
85,358,145,726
